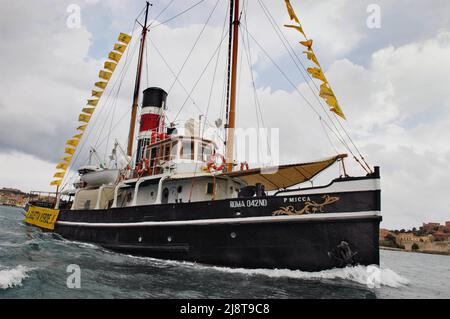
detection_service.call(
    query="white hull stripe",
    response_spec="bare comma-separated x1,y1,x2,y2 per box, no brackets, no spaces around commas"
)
56,211,381,228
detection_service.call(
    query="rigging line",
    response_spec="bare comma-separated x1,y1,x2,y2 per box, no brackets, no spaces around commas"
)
173,29,230,123
92,38,140,150
174,30,229,121
191,0,230,187
242,9,265,129
240,24,360,161
148,0,176,27
149,0,208,29
202,0,230,138
257,1,348,153
240,24,271,156
60,27,141,191
166,0,221,95
240,20,356,160
145,35,150,89
257,0,338,156
258,0,370,171
148,38,213,128
241,1,266,130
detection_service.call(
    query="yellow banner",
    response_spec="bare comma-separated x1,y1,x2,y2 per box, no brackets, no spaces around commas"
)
56,162,68,170
307,67,327,83
61,156,72,163
92,90,104,98
300,39,313,50
118,33,132,45
53,172,65,179
284,24,306,38
25,206,60,230
77,125,87,132
87,99,99,107
114,43,127,53
79,114,91,123
65,147,76,155
304,50,320,67
95,81,108,90
284,0,300,24
50,180,62,186
99,70,112,81
82,107,95,115
104,62,117,73
109,51,122,63
66,139,79,148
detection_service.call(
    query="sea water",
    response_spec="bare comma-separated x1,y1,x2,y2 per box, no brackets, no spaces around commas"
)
0,206,449,299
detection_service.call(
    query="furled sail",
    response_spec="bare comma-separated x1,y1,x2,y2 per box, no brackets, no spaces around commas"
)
50,32,132,187
283,0,346,120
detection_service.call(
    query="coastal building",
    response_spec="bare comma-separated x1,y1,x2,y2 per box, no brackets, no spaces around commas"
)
432,231,450,241
422,222,441,232
379,229,395,242
446,221,450,228
0,188,29,207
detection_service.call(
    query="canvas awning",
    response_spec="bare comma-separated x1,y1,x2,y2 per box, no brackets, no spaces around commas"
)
220,154,347,191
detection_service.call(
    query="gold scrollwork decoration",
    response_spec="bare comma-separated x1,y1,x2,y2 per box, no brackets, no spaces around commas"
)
272,195,340,216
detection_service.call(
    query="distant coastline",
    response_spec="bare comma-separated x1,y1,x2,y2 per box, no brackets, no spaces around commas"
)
380,246,450,256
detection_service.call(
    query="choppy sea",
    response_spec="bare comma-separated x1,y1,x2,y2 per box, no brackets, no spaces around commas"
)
1,206,449,299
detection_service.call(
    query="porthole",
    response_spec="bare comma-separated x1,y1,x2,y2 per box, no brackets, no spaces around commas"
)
177,186,183,193
167,236,173,242
138,236,143,243
235,211,241,216
230,232,237,239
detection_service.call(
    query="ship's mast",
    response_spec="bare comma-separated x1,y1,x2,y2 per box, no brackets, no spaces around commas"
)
225,0,240,172
127,2,151,157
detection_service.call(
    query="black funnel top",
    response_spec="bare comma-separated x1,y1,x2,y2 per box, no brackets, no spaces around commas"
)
142,87,168,109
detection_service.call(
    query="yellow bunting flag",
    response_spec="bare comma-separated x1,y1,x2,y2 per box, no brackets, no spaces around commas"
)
51,180,62,186
73,134,83,140
319,83,334,99
66,139,79,148
65,148,76,155
54,172,66,179
66,140,80,148
108,51,122,63
82,108,95,115
304,50,320,67
114,43,127,53
61,156,72,163
326,96,346,119
95,81,108,90
307,67,327,83
99,70,113,81
300,39,313,50
284,0,300,24
56,163,69,170
91,90,103,98
77,125,87,132
284,24,306,38
87,99,99,107
118,33,132,45
79,114,91,123
104,62,117,73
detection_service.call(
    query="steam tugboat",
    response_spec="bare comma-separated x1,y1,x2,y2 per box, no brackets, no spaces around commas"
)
25,1,381,271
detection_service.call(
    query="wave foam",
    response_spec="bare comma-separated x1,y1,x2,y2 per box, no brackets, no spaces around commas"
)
207,264,409,288
0,265,33,290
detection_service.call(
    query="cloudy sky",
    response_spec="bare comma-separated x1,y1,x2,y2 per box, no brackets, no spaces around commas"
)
1,0,450,229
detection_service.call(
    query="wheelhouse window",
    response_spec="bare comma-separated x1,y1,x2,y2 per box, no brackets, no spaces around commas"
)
180,139,195,160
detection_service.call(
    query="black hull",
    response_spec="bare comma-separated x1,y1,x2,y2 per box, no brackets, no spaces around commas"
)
50,176,382,272
56,215,380,271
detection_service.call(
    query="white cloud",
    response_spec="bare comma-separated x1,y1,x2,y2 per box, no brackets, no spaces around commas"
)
1,0,450,230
